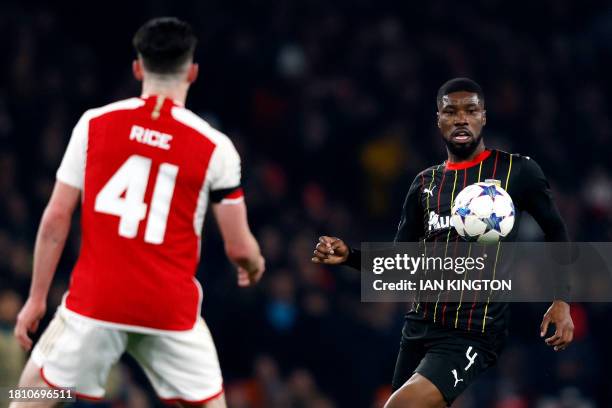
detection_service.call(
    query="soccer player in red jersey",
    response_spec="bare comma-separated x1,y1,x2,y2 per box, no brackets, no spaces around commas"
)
11,17,264,407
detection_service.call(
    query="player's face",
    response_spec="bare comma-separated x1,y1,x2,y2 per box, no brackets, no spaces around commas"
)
437,91,486,159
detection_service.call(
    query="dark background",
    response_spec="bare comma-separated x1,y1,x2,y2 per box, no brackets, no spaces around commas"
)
1,0,612,407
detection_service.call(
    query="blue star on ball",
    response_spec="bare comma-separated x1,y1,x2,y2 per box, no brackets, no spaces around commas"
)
456,206,471,222
479,185,503,199
484,212,504,233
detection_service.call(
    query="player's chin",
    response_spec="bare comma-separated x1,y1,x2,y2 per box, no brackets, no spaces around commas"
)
447,141,477,156
449,136,476,147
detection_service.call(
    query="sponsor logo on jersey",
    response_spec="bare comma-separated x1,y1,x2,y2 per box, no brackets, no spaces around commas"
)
428,210,450,232
423,185,436,197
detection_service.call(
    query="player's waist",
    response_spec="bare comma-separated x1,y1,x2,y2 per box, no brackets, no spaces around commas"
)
63,276,203,331
59,300,201,334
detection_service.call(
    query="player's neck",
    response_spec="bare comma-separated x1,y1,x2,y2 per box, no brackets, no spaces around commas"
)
447,143,486,164
141,79,189,106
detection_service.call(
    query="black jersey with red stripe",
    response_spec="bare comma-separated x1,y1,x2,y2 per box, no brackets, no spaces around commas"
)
392,149,568,333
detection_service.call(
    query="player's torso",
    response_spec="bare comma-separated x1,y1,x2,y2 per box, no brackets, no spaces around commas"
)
410,149,525,333
82,97,214,252
67,96,218,331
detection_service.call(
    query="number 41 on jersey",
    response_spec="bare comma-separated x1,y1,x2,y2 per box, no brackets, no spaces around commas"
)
94,155,178,244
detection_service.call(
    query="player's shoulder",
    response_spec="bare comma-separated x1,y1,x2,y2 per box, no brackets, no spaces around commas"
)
416,162,446,179
406,163,445,190
81,97,145,122
170,105,234,148
493,149,545,179
491,149,533,163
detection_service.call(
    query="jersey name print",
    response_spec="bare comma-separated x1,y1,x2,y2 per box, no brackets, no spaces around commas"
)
56,95,244,332
129,125,173,150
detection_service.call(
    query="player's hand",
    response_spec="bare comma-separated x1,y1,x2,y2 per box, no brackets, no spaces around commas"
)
237,255,265,287
311,236,349,265
14,297,47,351
540,300,574,352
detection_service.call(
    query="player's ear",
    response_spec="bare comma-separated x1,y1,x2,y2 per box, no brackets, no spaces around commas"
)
436,112,441,128
482,110,487,126
132,60,144,81
187,63,199,84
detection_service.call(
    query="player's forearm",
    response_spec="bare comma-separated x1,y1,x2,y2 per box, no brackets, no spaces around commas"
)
29,209,72,302
225,233,262,271
532,200,572,299
534,198,569,242
344,247,361,270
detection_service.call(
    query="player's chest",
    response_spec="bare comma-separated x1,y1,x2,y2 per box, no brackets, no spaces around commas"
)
418,161,519,235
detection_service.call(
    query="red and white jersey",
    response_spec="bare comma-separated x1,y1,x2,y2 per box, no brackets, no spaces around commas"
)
57,95,244,332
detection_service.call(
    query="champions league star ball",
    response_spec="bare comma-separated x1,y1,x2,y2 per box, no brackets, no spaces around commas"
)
450,182,515,243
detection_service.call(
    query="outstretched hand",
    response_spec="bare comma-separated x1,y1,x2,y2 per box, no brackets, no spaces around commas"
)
311,236,349,265
540,300,574,351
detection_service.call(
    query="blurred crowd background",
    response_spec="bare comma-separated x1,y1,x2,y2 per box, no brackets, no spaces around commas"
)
2,0,612,407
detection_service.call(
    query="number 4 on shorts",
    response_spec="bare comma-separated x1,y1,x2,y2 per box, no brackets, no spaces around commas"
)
464,346,478,371
95,154,179,244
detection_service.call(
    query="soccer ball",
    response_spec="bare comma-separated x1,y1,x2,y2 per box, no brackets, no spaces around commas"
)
450,182,515,243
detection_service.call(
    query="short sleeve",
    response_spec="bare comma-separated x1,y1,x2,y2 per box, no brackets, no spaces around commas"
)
208,137,243,204
56,113,89,189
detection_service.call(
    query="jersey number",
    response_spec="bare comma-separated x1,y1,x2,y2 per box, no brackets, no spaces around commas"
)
94,155,179,244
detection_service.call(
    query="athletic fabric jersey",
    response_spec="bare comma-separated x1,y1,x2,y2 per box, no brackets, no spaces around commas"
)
57,95,244,331
348,149,568,333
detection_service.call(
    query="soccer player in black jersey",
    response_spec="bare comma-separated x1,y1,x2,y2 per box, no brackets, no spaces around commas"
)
312,78,574,407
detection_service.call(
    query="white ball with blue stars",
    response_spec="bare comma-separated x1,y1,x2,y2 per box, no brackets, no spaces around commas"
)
450,182,515,243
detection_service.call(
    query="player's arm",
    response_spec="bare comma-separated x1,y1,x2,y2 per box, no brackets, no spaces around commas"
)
207,132,264,286
213,200,264,286
311,174,424,269
394,174,426,243
518,157,574,351
15,112,87,350
517,157,569,242
15,181,80,350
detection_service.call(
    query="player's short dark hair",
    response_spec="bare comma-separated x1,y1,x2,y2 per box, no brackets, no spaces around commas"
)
133,17,197,74
436,78,485,108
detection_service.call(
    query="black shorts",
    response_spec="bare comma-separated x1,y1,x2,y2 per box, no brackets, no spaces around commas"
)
391,318,507,406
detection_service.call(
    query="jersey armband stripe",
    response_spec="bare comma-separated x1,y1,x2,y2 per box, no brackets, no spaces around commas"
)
210,186,244,203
